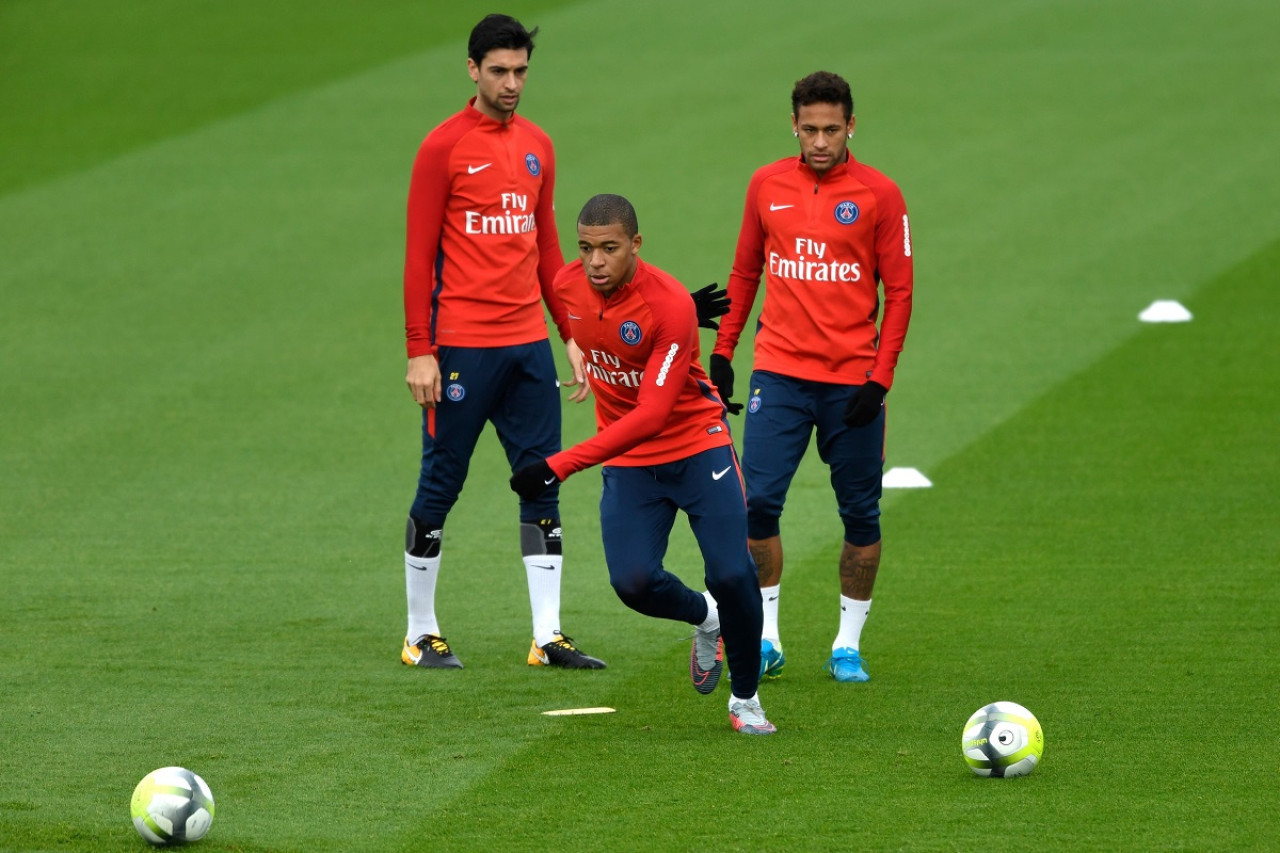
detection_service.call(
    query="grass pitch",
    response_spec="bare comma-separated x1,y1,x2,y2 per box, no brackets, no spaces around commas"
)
3,1,1279,850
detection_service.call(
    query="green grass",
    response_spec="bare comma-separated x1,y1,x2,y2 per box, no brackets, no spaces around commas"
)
2,1,1280,850
0,0,572,195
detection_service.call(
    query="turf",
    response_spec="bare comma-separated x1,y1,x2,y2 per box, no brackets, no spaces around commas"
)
2,1,1279,851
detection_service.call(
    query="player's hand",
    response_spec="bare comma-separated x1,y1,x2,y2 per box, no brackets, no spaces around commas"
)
691,283,731,331
510,459,560,502
843,381,887,427
406,354,441,408
562,338,591,403
708,353,743,415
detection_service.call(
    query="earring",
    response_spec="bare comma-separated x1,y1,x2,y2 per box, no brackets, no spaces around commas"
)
847,132,854,138
793,131,799,137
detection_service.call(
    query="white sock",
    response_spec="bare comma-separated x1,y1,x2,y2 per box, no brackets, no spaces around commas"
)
833,596,871,651
524,555,562,647
730,691,760,706
697,590,720,632
405,553,441,640
760,584,781,646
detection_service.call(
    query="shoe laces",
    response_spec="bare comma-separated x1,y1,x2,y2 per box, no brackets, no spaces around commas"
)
420,634,452,655
547,634,579,651
730,698,767,726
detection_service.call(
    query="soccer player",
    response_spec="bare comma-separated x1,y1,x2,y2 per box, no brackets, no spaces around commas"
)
510,194,775,735
710,71,914,683
399,14,604,670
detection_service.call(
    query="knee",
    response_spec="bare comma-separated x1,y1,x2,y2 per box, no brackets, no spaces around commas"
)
746,510,781,541
609,570,651,610
840,512,881,547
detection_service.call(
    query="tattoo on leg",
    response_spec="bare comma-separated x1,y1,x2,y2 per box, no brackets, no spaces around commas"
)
750,537,783,587
839,541,881,599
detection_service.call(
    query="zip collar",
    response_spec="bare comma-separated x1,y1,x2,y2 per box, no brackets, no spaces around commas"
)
465,96,515,129
797,149,854,182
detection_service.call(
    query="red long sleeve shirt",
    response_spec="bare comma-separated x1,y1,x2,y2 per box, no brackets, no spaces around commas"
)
403,98,569,357
713,153,913,389
548,258,732,479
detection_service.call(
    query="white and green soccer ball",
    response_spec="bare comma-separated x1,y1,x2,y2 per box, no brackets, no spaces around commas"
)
962,701,1044,778
130,766,215,846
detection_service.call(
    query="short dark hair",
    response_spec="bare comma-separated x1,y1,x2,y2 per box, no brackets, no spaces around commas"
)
791,71,854,121
468,14,538,65
578,194,639,238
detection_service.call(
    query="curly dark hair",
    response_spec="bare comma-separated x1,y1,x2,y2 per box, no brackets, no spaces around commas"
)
791,71,854,120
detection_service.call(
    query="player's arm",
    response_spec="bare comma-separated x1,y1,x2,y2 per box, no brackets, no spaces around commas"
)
527,140,589,402
546,262,590,404
403,135,451,407
548,295,694,480
866,182,914,391
713,172,767,361
708,171,767,413
532,135,572,344
561,338,590,403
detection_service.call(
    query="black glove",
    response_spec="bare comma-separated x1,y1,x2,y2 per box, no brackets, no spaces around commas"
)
708,353,743,415
691,283,730,331
843,381,887,427
510,459,560,502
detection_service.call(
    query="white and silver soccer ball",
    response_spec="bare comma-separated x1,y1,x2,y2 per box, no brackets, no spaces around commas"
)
962,701,1044,778
130,766,215,845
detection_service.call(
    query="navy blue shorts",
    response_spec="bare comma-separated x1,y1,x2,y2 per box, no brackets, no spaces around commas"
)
741,370,884,546
410,340,561,525
599,444,763,698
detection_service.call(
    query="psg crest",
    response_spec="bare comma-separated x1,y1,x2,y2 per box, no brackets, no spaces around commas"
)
525,153,541,176
619,321,643,346
446,383,466,401
834,200,860,225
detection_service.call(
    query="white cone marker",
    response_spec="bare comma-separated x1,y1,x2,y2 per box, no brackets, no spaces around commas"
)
1139,300,1192,323
883,467,932,488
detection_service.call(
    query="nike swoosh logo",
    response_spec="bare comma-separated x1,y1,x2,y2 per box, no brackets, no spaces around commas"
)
532,648,549,664
532,564,556,571
568,313,582,320
467,163,492,174
543,477,557,485
769,203,794,211
712,466,732,480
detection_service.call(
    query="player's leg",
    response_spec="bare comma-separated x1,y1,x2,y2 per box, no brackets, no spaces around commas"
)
678,446,774,734
742,371,817,677
493,340,603,669
599,465,706,618
815,381,886,683
401,345,492,669
600,464,726,695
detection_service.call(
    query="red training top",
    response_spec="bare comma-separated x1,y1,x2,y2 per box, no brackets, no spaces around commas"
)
714,152,913,389
548,258,732,479
403,98,570,357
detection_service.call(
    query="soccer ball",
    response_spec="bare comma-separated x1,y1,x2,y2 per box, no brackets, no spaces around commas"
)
130,767,215,846
962,701,1044,778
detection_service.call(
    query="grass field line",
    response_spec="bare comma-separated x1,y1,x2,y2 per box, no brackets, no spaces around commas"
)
0,0,592,204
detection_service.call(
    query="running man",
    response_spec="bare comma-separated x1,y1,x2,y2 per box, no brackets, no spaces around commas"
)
511,194,775,735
